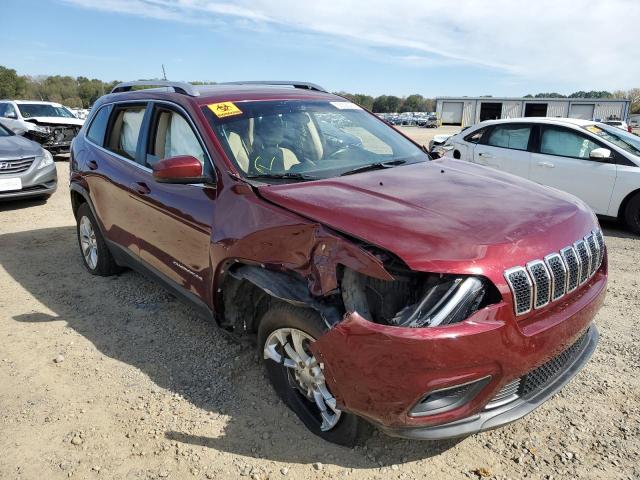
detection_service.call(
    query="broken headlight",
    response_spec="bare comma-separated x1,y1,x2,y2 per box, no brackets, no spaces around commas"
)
341,268,496,328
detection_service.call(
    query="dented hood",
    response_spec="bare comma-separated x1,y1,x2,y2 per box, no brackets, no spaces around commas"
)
258,159,598,285
25,117,84,127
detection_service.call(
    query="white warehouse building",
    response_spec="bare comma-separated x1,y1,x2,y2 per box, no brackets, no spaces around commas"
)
435,97,631,127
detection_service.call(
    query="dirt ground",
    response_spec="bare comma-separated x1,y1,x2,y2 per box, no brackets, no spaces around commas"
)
1,134,639,479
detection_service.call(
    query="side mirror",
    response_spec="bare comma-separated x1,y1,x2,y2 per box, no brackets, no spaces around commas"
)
589,148,612,161
4,112,17,119
152,155,212,184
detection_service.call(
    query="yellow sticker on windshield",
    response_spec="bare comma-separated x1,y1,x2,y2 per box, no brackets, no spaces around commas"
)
208,102,243,118
585,125,602,134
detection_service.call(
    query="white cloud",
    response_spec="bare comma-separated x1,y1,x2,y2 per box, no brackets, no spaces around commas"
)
62,0,640,89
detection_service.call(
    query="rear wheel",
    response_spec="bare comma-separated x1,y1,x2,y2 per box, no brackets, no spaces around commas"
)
76,203,120,275
258,303,368,446
623,193,640,235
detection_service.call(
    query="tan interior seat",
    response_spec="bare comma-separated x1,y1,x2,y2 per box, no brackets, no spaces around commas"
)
227,132,251,172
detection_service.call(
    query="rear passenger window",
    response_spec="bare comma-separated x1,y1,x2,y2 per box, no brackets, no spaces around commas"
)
487,125,531,151
147,109,205,168
540,127,600,159
105,105,146,160
86,106,110,146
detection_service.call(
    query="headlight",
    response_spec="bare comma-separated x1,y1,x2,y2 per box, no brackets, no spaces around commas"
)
32,125,51,134
37,149,54,169
342,267,498,328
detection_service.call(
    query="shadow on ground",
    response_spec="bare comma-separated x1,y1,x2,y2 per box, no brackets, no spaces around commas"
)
1,226,459,468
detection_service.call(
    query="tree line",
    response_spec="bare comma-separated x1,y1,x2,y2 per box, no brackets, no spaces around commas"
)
1,65,639,114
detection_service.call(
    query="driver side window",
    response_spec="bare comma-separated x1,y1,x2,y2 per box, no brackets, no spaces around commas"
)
147,108,205,168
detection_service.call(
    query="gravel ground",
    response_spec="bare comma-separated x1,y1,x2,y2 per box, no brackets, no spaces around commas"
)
1,143,639,479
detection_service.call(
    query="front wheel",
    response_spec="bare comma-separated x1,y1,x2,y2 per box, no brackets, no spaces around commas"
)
624,193,640,235
258,304,369,446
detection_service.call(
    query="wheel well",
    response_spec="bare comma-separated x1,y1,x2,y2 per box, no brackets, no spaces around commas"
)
70,190,86,219
617,188,640,221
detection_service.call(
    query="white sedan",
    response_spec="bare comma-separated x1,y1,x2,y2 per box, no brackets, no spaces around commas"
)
443,117,640,234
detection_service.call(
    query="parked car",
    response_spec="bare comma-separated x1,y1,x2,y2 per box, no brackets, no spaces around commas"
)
0,100,84,154
428,133,455,155
602,120,632,133
424,115,438,128
0,122,57,200
70,81,606,445
444,117,640,233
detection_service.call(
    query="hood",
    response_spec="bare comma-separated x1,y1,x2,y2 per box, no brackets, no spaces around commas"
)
0,135,43,159
25,117,84,127
258,159,598,286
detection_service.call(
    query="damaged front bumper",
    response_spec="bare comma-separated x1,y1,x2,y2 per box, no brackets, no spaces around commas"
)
26,126,79,153
310,266,606,440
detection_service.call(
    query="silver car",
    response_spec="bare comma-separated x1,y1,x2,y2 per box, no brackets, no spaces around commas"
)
0,122,57,200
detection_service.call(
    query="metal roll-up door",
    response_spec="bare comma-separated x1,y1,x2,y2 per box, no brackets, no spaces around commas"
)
441,102,464,125
569,104,595,120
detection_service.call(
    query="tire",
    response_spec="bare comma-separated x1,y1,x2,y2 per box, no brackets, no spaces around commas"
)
76,203,121,276
257,303,370,446
623,193,640,235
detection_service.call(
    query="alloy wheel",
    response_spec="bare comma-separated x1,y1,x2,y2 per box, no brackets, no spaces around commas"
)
79,216,98,270
263,327,341,431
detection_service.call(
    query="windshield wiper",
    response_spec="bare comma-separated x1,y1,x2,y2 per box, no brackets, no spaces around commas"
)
339,159,407,176
245,172,317,181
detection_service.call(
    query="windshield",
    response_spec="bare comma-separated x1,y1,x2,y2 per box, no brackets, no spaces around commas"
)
202,99,428,181
0,123,12,136
17,103,76,119
584,124,640,157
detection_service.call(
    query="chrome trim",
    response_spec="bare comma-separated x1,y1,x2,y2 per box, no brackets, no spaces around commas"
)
505,230,603,316
504,266,533,315
573,240,591,285
526,260,551,309
544,252,567,301
560,246,580,293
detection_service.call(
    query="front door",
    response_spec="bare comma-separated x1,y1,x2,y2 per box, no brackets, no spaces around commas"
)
126,103,215,301
529,125,617,215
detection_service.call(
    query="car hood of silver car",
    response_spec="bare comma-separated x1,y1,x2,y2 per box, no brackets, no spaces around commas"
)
0,134,43,159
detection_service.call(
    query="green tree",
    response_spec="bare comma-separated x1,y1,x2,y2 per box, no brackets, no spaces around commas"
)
0,66,28,98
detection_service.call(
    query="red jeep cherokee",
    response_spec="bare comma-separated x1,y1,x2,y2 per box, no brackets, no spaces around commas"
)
69,81,606,445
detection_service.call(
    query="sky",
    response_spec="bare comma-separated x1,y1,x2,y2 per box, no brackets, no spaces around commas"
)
1,0,638,97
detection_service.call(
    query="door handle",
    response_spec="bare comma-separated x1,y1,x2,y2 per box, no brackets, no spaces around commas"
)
132,182,151,195
478,152,493,158
87,160,98,170
537,161,555,168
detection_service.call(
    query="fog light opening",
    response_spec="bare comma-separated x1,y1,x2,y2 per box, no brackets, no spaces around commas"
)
409,376,491,417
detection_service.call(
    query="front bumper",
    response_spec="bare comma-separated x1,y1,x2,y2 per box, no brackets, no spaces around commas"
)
0,163,58,200
379,325,598,439
311,262,607,438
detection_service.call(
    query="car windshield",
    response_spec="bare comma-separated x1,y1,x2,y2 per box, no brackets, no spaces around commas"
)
0,123,12,136
17,103,76,119
203,99,428,181
584,124,640,157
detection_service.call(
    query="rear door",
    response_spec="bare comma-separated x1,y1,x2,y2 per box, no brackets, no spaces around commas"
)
84,102,148,256
125,101,215,301
529,125,617,214
472,123,533,178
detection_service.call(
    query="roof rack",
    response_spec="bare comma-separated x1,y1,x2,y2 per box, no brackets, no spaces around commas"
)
219,81,327,93
110,81,200,97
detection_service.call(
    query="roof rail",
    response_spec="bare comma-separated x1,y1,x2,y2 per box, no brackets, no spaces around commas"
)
219,81,327,93
110,81,200,97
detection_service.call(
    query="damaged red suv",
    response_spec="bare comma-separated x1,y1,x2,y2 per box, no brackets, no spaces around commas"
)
69,81,606,445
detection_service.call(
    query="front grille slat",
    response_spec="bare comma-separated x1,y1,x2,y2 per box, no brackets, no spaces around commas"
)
504,267,532,315
574,240,591,284
0,157,35,175
544,253,567,301
527,260,551,308
505,230,605,316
